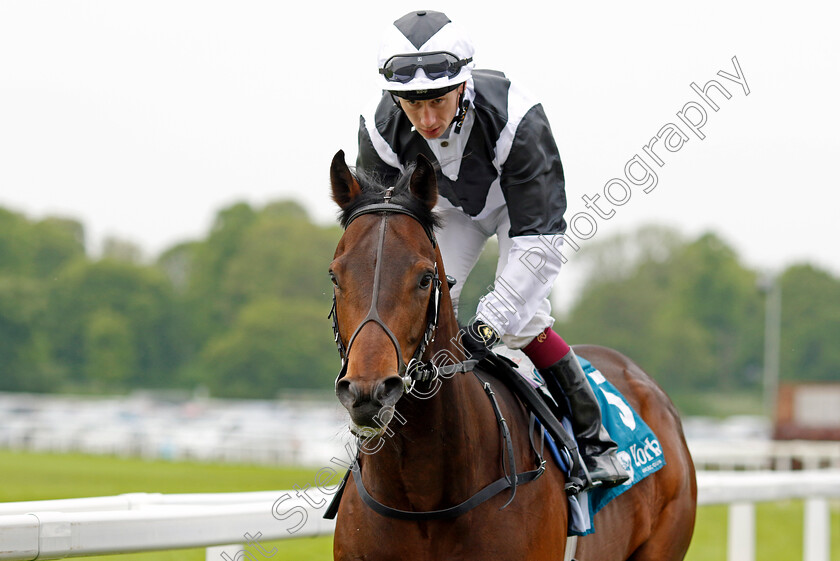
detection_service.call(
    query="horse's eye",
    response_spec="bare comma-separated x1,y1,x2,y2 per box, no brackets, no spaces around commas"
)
329,271,339,288
419,273,434,290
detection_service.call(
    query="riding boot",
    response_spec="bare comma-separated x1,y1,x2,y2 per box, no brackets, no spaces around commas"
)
539,348,630,489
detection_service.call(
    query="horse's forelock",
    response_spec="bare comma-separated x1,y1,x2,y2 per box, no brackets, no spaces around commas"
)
338,164,441,233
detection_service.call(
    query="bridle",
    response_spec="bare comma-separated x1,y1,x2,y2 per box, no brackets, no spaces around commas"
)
329,187,450,393
324,186,551,522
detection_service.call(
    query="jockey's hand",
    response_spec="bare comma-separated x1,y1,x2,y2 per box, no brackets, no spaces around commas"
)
459,321,501,363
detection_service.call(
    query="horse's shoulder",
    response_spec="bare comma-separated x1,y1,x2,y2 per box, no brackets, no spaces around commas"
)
470,360,541,424
471,363,524,405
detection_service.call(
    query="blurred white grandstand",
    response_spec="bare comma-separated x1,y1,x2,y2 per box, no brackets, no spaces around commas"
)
0,391,348,467
1,391,837,470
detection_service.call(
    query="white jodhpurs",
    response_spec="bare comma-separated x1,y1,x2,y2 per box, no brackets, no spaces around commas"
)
435,205,555,350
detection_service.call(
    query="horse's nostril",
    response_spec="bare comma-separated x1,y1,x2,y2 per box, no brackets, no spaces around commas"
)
375,375,405,408
337,376,404,424
336,379,358,409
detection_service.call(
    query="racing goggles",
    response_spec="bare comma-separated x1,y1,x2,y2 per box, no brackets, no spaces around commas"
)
380,51,473,84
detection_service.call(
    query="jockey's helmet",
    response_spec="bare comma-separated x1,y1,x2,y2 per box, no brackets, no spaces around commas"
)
377,11,475,101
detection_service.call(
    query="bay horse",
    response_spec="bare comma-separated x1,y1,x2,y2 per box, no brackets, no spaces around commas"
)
327,150,697,560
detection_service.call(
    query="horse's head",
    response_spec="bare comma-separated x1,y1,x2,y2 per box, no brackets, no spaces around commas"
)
329,150,445,437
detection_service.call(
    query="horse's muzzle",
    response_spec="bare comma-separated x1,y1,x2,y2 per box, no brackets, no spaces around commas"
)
336,375,404,431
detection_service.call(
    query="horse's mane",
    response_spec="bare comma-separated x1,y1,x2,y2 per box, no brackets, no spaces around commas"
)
339,163,442,233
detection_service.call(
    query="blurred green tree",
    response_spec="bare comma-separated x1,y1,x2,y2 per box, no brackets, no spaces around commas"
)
779,264,840,382
4,198,838,399
199,297,338,397
46,259,184,388
84,309,136,389
557,227,764,395
0,276,59,391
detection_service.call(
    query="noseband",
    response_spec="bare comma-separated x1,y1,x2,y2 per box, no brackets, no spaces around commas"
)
329,187,443,393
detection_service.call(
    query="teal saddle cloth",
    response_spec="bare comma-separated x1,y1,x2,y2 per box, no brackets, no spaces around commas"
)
514,353,667,536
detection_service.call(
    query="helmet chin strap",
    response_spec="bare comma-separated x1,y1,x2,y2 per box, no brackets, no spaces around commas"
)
453,92,470,134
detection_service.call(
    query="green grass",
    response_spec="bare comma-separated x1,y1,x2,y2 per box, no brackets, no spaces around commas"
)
1,450,837,560
0,450,321,502
685,501,840,561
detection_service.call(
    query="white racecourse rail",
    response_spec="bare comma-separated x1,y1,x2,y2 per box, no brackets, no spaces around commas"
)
0,470,838,561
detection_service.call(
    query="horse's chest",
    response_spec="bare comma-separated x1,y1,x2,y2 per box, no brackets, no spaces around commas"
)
335,500,555,561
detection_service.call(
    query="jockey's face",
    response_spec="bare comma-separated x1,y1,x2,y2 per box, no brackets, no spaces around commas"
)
397,85,464,140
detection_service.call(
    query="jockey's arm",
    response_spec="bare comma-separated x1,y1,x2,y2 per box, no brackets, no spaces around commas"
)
476,103,567,342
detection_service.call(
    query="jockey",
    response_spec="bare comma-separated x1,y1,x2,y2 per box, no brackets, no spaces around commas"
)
356,10,629,490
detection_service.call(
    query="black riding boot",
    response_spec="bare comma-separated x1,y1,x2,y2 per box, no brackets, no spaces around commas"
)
540,348,630,489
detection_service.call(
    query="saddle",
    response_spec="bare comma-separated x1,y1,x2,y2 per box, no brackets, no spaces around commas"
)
476,353,589,491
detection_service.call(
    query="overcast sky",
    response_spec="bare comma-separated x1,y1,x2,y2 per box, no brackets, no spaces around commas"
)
2,1,838,300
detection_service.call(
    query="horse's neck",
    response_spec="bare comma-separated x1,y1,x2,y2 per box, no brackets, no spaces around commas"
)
360,306,495,503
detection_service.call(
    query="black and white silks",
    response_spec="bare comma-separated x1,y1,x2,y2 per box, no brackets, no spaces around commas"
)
357,69,568,343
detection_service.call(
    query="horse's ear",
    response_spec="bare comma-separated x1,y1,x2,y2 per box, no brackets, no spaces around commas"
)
409,154,438,211
330,150,362,209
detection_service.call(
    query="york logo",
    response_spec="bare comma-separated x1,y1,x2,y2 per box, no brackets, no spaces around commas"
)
629,437,662,467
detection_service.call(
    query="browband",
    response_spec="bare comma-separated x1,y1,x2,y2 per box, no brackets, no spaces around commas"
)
345,203,437,248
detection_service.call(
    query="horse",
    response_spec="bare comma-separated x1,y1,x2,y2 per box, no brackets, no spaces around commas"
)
327,149,697,560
